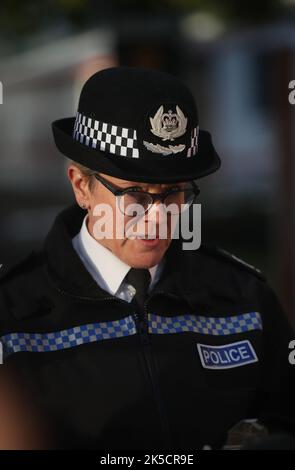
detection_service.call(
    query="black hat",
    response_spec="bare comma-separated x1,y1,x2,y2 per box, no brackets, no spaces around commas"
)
52,66,221,183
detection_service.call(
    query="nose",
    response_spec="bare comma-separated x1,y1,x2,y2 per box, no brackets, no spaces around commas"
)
142,200,169,239
145,199,167,222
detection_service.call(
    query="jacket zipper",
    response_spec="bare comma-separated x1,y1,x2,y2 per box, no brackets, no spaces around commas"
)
55,285,171,447
134,301,171,449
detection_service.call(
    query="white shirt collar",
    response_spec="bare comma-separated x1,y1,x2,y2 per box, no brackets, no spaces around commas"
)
77,215,159,296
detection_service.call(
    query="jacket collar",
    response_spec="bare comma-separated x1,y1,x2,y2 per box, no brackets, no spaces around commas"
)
44,203,194,299
43,203,235,307
44,203,106,298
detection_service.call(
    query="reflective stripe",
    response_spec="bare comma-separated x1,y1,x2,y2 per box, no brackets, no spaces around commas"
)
0,311,262,360
0,316,136,358
148,312,262,336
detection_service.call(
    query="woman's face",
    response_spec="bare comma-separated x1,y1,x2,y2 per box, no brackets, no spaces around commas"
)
69,167,185,268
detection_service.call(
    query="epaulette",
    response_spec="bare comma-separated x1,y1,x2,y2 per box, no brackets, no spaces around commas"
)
199,244,266,281
0,251,39,284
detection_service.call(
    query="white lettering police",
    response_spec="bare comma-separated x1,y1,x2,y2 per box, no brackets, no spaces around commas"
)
197,340,258,370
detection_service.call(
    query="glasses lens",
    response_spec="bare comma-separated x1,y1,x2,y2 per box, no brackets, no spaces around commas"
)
164,188,196,214
119,192,152,216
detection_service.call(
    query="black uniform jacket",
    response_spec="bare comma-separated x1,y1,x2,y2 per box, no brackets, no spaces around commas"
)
0,203,294,449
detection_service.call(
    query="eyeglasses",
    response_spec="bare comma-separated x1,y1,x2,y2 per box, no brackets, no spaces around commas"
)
94,173,200,216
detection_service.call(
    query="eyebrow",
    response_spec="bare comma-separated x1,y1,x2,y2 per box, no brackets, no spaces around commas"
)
124,184,186,191
116,178,189,190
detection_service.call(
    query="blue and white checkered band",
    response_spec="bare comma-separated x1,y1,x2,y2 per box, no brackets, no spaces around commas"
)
0,312,262,361
73,111,139,158
187,126,199,158
148,312,262,336
0,316,136,359
73,111,199,159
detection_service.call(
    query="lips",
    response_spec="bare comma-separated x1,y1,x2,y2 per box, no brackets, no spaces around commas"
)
136,235,159,240
134,236,162,247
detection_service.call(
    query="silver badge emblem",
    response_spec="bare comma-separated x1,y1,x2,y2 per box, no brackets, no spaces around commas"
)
149,105,187,141
143,105,187,155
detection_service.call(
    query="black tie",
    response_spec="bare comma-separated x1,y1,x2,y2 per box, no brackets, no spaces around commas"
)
125,268,151,310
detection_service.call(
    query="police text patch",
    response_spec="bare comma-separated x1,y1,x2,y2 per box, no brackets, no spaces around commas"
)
197,340,258,370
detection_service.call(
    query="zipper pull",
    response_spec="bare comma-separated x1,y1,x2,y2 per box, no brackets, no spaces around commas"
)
134,311,150,345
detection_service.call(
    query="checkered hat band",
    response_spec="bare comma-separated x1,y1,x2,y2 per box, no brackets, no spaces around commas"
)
187,126,199,158
73,111,139,158
148,311,262,336
0,316,136,359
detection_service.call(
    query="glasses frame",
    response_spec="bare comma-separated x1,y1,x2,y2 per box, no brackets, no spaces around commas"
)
94,173,200,216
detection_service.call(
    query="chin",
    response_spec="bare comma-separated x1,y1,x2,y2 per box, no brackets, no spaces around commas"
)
127,249,166,269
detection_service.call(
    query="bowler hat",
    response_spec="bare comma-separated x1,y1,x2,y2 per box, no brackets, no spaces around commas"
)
52,67,221,183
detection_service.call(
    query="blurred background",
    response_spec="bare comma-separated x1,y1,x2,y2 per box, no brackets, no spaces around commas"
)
0,0,294,322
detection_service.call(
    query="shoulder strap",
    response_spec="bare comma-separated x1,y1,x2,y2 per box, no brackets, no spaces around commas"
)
199,244,266,281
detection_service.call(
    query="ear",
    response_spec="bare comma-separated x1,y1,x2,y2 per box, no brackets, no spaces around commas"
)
67,164,91,209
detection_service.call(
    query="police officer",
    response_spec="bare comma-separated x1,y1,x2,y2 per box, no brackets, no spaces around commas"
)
0,67,294,449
